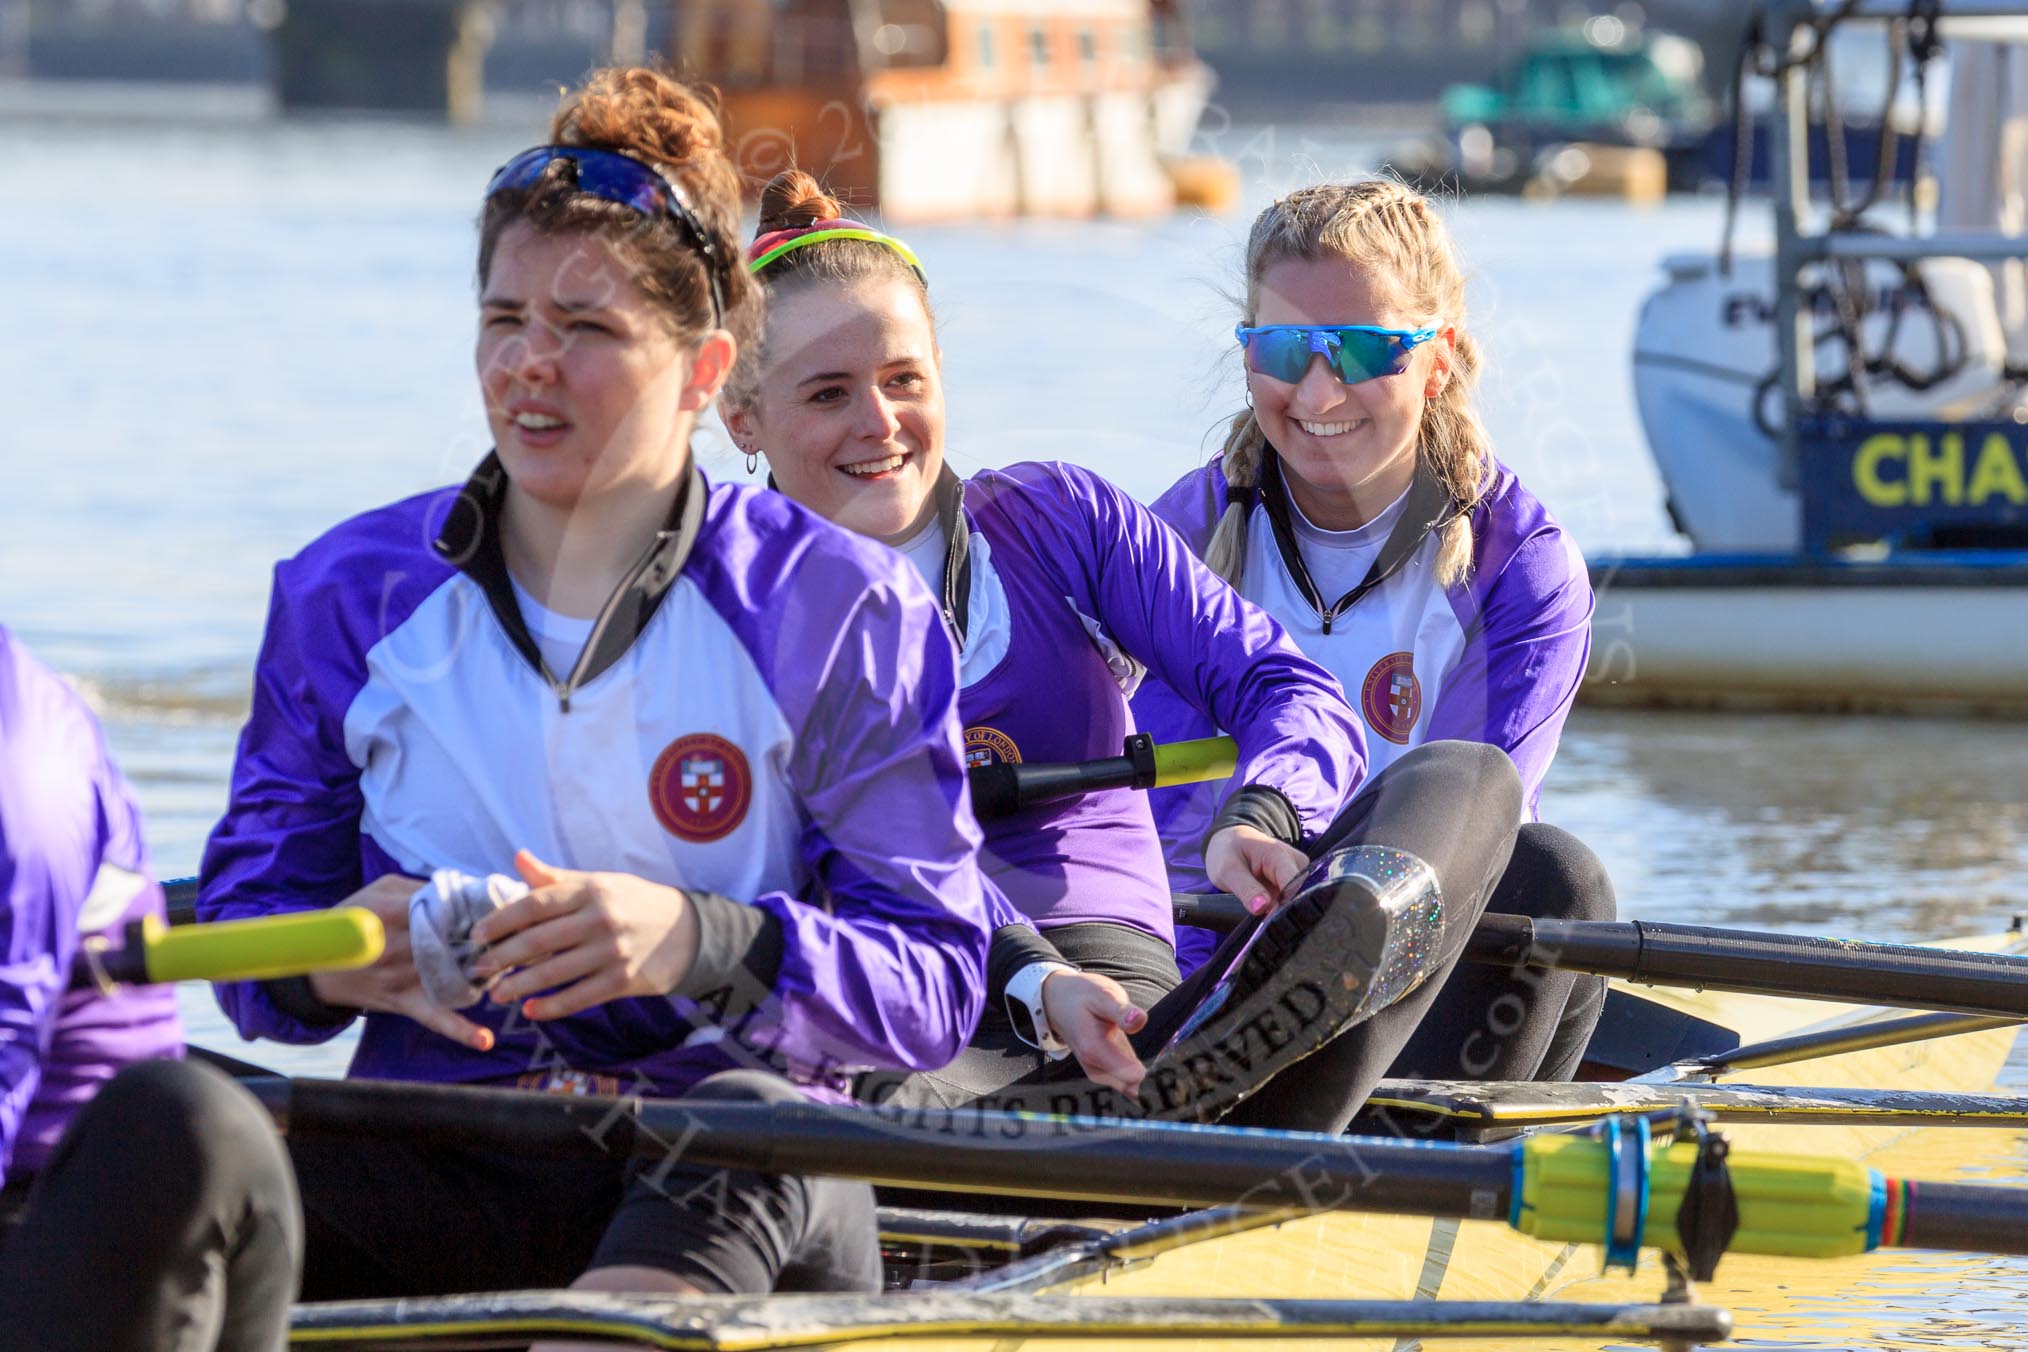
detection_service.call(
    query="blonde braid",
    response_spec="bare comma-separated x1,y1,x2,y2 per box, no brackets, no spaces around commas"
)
1200,409,1266,585
1212,179,1492,588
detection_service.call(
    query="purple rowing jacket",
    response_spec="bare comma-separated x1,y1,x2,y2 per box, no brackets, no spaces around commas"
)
1135,454,1592,967
929,462,1365,943
1,628,183,1187
199,458,991,1101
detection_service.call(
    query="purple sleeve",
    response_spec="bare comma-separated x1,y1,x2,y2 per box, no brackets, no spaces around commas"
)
735,551,992,1076
1429,529,1593,817
197,563,368,1045
1002,462,1365,841
0,843,69,1189
0,638,102,1184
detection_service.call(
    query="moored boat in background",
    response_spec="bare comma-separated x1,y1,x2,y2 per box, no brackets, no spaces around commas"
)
679,0,1219,222
1587,0,2028,717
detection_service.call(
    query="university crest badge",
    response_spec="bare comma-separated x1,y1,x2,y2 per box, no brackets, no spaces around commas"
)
963,725,1022,769
1359,652,1422,745
649,733,752,843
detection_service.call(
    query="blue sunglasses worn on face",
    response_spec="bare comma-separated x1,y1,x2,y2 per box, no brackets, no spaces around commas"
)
1234,323,1439,386
486,144,727,326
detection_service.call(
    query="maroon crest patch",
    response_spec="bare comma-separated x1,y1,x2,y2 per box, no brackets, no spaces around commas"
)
964,725,1022,769
1359,652,1422,745
649,734,752,843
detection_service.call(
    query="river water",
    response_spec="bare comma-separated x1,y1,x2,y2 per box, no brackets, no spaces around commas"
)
5,103,2028,1340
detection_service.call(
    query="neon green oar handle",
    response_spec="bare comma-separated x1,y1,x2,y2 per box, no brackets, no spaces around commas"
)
1516,1128,1886,1265
970,733,1241,820
77,910,386,989
1150,735,1238,787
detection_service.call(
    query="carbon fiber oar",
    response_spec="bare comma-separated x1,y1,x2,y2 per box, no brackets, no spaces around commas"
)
286,1290,1734,1349
1171,894,2028,1021
249,1079,2028,1267
1470,915,2028,1020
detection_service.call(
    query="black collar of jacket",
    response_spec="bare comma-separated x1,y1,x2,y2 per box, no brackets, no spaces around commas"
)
1257,449,1458,635
930,466,973,647
432,450,707,707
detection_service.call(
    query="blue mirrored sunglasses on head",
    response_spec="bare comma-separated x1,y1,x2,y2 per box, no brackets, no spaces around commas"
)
1234,323,1439,385
486,144,726,325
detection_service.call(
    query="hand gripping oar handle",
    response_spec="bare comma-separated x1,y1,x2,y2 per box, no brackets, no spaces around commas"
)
969,734,1237,820
251,1079,2028,1264
73,909,385,989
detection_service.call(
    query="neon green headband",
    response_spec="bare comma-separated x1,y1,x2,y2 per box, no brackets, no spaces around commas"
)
745,223,927,285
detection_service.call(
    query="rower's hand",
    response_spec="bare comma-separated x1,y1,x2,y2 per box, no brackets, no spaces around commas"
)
307,874,496,1052
469,850,701,1021
1042,970,1147,1096
1205,825,1308,917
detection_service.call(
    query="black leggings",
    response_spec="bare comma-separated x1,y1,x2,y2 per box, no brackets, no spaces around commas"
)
1129,739,1526,1132
1386,820,1613,1086
870,742,1528,1134
291,1070,879,1300
0,1058,302,1352
873,744,1613,1132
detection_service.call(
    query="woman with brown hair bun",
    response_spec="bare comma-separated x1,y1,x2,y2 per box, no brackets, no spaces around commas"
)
197,70,993,1304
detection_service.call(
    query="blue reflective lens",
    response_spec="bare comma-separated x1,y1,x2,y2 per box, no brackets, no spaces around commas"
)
486,145,726,325
1235,324,1438,385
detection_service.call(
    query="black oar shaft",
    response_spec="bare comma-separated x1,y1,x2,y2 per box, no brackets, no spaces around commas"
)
1473,917,2028,1020
969,734,1159,820
1902,1180,2028,1255
263,1078,1516,1219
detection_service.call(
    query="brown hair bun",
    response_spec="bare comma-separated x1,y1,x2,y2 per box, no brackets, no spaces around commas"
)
757,171,846,235
551,68,729,187
479,64,757,348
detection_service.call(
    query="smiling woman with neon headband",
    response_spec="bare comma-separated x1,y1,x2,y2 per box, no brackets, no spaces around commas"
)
195,69,991,1308
725,173,1535,1130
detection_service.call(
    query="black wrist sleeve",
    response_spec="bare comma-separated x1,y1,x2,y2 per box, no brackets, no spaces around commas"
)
675,891,786,1003
261,976,359,1029
1210,783,1304,849
986,923,1068,1012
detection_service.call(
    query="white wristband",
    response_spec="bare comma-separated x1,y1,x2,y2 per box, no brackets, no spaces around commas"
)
1004,961,1077,1060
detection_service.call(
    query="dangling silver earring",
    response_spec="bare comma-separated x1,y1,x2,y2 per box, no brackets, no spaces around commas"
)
744,449,759,476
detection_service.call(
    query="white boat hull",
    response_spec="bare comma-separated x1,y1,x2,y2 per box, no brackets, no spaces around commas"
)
1585,557,2028,714
1631,252,2015,554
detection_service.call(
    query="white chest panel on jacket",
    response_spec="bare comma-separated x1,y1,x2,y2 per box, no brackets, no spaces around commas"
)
342,573,803,904
1239,506,1470,780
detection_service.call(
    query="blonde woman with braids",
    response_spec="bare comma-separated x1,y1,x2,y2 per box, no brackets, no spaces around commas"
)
1133,180,1613,1090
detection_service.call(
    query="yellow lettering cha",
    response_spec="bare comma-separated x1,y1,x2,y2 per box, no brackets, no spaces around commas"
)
1852,434,1907,506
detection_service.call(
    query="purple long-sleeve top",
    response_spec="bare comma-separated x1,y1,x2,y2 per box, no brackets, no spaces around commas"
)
942,462,1365,943
198,458,991,1101
1,628,183,1187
